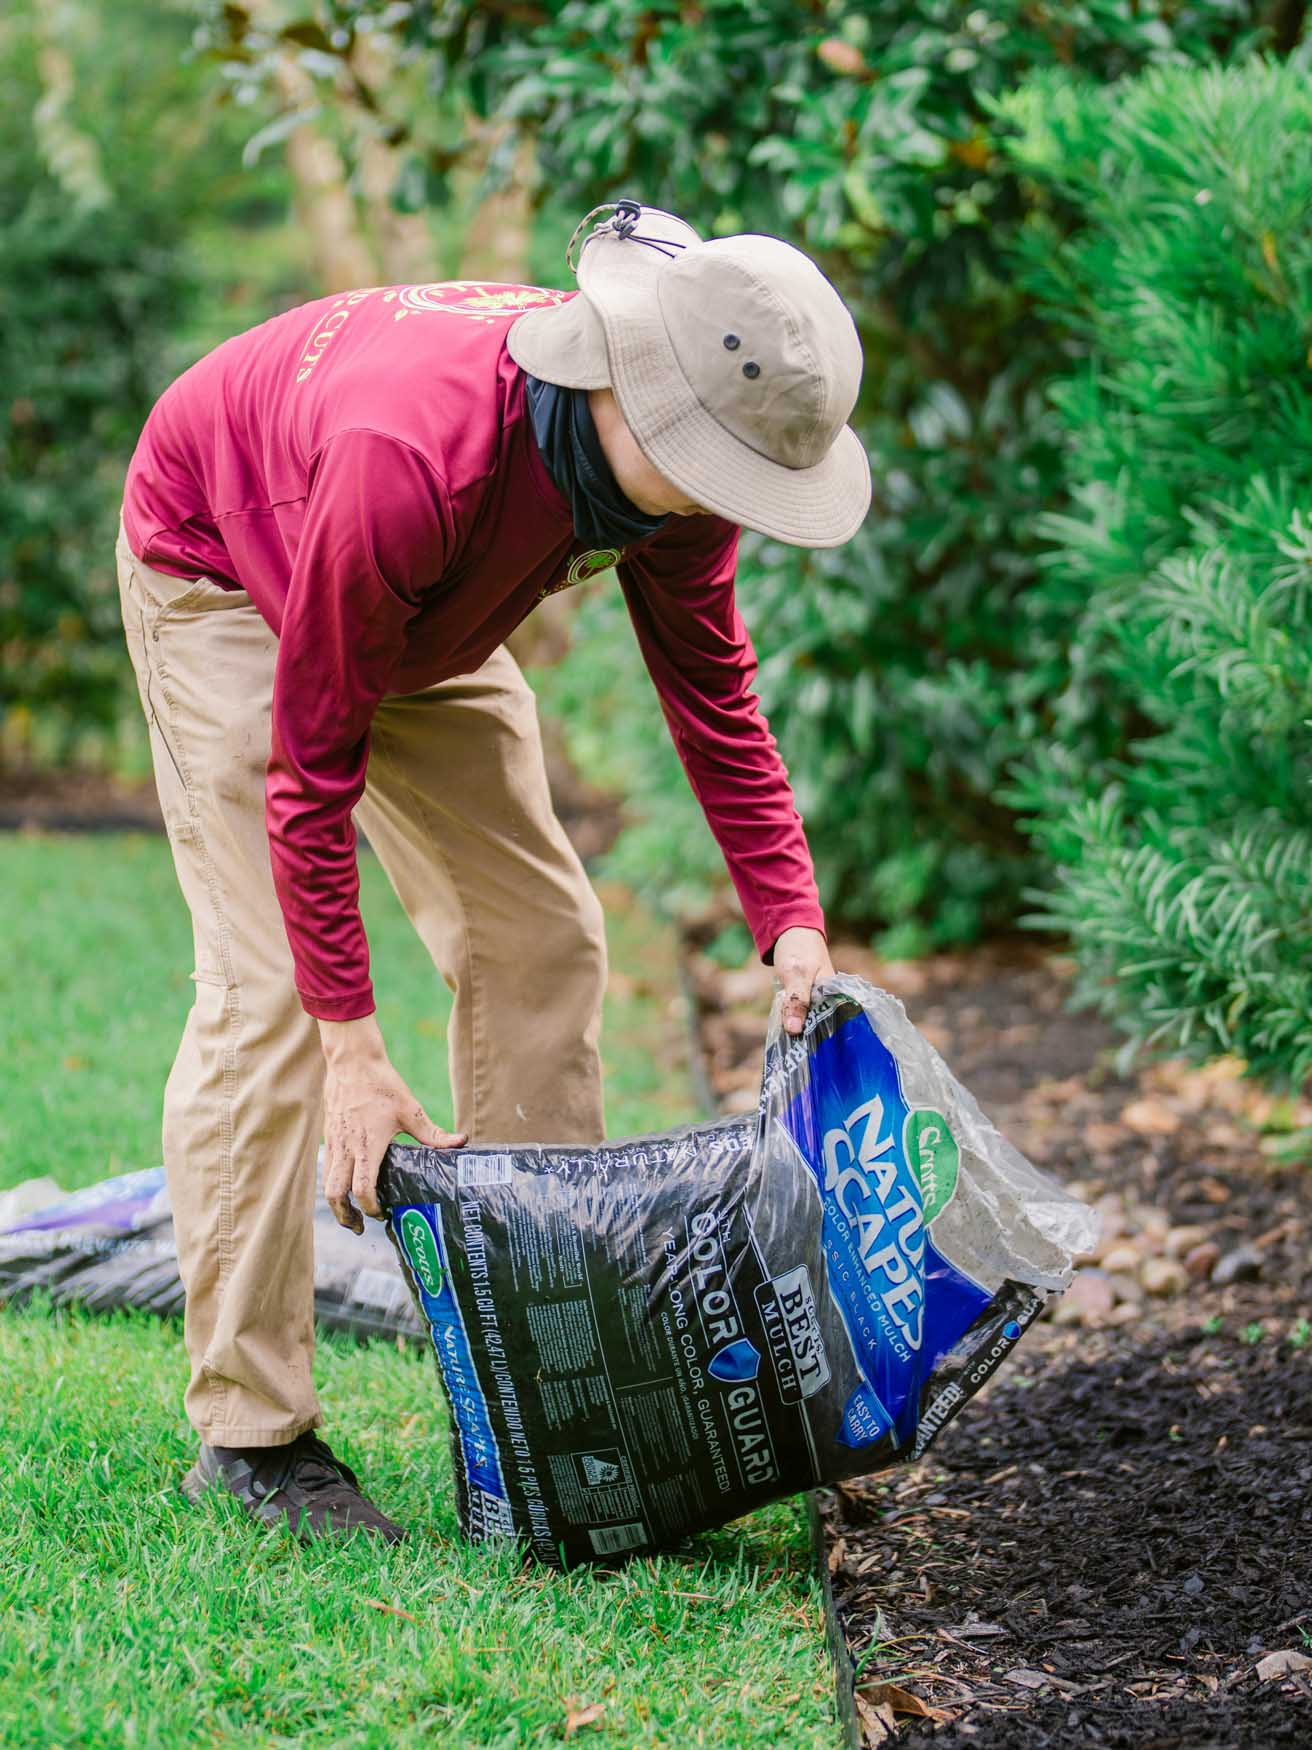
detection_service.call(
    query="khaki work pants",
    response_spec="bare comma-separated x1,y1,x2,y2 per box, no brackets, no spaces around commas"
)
116,518,607,1446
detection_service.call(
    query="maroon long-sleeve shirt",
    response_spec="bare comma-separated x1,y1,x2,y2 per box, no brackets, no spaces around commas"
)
122,280,824,1020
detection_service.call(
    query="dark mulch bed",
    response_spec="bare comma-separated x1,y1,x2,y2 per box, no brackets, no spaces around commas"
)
823,1321,1311,1748
687,937,1312,1746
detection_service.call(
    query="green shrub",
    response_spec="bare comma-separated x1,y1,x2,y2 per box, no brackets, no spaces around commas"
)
0,16,195,764
1000,56,1312,1081
0,1,301,770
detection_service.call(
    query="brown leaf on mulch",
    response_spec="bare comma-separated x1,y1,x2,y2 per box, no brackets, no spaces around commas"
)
859,1681,948,1722
1256,1650,1312,1682
854,1692,897,1744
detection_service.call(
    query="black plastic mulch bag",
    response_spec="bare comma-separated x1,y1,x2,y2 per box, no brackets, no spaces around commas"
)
0,1165,420,1340
381,974,1096,1568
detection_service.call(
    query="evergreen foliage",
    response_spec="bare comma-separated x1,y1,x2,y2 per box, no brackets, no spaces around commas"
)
1001,57,1312,1081
473,2,1287,950
519,1,1292,956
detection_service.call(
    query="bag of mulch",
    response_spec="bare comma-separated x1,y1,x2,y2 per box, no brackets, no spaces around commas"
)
0,1164,422,1341
381,973,1097,1567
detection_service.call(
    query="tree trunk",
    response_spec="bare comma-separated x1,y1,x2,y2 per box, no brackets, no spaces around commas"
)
272,53,378,292
351,30,438,284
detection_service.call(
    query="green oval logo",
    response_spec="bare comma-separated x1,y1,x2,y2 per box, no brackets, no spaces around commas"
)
903,1108,959,1224
567,546,622,586
400,1208,444,1298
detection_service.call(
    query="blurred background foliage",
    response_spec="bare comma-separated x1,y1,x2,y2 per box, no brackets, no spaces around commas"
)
2,1,194,769
4,0,1311,1077
0,0,313,769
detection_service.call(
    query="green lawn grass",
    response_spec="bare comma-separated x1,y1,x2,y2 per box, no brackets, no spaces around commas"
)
0,833,837,1749
0,835,696,1189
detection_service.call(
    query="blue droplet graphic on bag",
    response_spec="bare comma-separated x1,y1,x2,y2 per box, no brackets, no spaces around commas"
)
708,1337,762,1382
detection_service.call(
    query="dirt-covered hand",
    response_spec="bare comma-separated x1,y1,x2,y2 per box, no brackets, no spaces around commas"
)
773,926,835,1036
318,1015,465,1233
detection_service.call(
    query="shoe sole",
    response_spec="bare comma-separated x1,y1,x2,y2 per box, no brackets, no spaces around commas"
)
179,1461,207,1506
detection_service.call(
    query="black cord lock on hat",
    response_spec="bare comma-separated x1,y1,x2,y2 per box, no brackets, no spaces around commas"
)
565,197,689,277
611,197,643,238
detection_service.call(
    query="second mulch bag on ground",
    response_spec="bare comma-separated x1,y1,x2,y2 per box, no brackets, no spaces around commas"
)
382,973,1097,1566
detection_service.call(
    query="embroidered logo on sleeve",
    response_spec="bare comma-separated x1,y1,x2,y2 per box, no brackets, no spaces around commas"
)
538,547,623,603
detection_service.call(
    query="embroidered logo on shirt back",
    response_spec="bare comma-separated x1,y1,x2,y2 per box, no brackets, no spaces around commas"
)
385,282,574,325
294,287,382,383
294,283,573,384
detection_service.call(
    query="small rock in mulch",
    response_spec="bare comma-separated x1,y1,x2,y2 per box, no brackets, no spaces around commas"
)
1141,1257,1189,1298
1052,1271,1114,1326
1213,1245,1265,1288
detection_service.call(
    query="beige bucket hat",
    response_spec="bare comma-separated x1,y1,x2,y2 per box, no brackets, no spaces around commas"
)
507,201,871,548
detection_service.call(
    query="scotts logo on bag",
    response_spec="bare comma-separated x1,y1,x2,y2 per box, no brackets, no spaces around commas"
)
903,1108,960,1224
400,1208,444,1299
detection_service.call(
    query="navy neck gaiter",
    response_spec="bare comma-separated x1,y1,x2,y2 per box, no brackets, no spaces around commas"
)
524,374,670,552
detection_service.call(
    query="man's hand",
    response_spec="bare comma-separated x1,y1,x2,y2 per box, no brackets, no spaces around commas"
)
319,1015,465,1233
773,926,835,1036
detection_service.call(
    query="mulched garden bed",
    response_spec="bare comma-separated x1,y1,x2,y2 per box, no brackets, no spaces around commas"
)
0,768,164,834
0,747,619,859
685,937,1312,1747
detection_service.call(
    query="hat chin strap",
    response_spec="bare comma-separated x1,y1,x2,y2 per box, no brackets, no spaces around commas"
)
566,198,691,277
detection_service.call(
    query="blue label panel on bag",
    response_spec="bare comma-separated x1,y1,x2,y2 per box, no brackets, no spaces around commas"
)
394,1202,510,1511
781,1011,991,1446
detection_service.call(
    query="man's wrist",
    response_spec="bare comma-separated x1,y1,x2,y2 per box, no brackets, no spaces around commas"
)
318,1013,388,1067
764,917,828,965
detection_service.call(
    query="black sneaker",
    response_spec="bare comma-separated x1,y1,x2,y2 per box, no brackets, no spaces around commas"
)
181,1431,406,1544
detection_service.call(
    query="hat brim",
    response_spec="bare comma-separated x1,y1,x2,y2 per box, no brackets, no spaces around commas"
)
508,219,872,549
507,292,611,390
507,203,702,390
